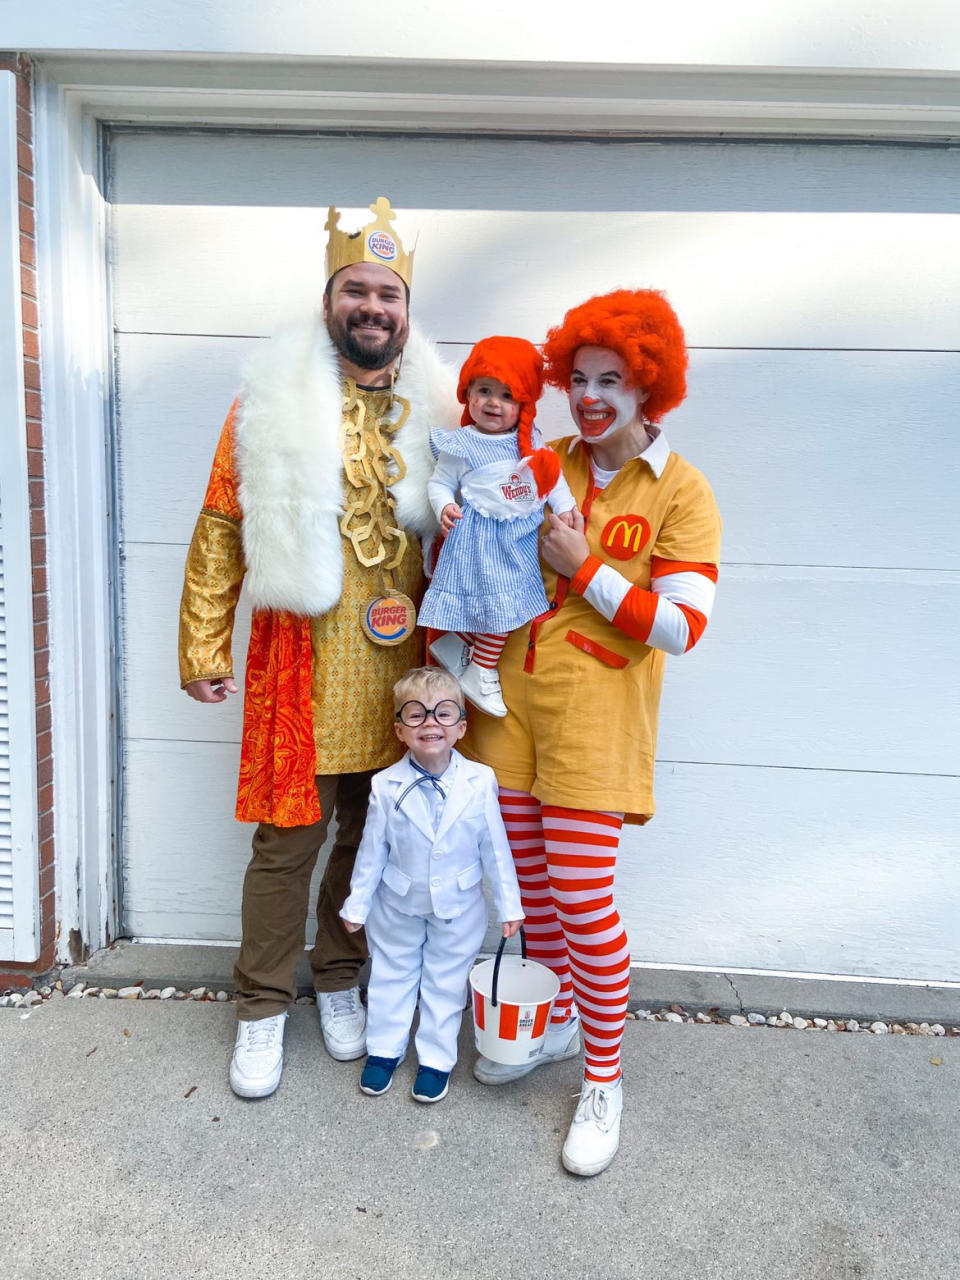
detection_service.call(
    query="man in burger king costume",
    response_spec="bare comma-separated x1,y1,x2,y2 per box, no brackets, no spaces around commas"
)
178,198,457,1099
463,288,721,1176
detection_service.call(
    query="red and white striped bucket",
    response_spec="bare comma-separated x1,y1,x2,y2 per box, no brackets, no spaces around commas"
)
469,928,560,1066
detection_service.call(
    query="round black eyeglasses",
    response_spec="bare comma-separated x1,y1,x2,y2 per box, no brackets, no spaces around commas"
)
395,699,465,727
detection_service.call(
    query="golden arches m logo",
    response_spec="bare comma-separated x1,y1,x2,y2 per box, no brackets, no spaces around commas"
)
600,514,651,561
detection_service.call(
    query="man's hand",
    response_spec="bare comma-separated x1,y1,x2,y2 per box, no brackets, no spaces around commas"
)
540,509,589,578
440,503,463,535
184,677,239,703
501,920,523,939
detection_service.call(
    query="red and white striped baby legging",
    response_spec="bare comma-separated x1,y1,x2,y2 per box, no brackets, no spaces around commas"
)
455,631,507,669
499,788,629,1084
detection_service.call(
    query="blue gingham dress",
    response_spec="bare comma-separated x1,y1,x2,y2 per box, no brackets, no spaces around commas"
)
418,427,550,633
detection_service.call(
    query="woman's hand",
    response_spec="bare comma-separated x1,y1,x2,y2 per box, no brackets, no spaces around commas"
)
440,503,463,535
342,919,363,934
540,510,589,578
501,920,523,939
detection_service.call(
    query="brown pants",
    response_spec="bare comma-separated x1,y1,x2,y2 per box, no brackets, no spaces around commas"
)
233,771,374,1020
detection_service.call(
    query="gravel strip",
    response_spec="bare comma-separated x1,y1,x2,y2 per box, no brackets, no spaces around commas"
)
3,982,958,1035
623,1002,956,1035
0,980,236,1007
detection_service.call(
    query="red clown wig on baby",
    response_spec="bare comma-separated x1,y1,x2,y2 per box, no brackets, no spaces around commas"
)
542,289,688,423
458,335,560,497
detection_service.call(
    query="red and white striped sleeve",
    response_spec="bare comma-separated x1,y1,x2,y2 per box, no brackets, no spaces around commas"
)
569,555,718,655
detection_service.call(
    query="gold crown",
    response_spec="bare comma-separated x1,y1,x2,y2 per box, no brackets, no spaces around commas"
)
325,196,415,289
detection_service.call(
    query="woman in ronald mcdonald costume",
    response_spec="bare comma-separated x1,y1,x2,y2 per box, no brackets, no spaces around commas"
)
463,289,722,1177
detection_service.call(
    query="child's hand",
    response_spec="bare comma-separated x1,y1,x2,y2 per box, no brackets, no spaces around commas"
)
501,920,523,939
342,920,363,934
440,503,463,534
556,506,580,529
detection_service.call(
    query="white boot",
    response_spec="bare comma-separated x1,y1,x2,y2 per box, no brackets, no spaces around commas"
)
428,632,473,676
459,660,507,718
561,1077,623,1177
229,1013,287,1099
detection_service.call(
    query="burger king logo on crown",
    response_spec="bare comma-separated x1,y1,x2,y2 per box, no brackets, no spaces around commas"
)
367,230,398,262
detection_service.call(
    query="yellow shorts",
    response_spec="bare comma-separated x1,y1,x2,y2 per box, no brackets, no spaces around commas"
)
461,612,660,825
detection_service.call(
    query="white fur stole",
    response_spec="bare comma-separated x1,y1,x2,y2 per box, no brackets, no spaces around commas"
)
234,315,457,615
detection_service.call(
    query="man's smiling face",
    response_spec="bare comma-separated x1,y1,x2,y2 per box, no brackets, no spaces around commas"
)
324,262,410,373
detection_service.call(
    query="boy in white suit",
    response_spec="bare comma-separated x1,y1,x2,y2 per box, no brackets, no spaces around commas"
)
341,666,523,1102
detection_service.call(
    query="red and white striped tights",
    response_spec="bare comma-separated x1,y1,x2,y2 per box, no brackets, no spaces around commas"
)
499,788,629,1084
455,632,507,669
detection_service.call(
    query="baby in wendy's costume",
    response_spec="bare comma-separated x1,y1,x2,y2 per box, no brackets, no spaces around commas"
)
419,336,578,717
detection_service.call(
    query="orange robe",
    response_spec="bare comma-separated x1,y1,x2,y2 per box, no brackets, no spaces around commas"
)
179,400,423,827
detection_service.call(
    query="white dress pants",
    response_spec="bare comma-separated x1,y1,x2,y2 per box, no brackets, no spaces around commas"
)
364,889,489,1072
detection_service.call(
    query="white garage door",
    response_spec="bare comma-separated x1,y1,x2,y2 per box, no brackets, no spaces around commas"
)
108,129,960,979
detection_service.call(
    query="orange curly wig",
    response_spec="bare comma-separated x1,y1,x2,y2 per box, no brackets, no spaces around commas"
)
542,289,688,423
458,335,560,496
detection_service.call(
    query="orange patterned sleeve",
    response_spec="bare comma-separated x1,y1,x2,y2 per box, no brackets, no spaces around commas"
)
201,403,242,520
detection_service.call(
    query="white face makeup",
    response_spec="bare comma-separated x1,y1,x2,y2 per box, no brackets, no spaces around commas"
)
568,346,646,445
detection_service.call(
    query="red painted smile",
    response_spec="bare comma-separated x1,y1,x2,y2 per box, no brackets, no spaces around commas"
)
577,406,617,437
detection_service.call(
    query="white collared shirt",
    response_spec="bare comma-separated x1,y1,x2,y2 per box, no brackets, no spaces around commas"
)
590,425,670,488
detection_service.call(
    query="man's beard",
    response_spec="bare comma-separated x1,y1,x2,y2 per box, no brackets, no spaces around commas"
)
327,312,409,372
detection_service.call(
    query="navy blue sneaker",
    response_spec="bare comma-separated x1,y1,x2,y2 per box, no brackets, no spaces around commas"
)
359,1055,401,1096
412,1065,450,1103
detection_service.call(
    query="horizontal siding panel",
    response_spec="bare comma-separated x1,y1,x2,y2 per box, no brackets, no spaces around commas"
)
122,741,960,981
110,135,960,349
117,335,960,571
112,207,960,352
622,763,960,981
122,542,251,745
122,543,960,778
658,564,960,776
121,740,326,942
110,135,960,216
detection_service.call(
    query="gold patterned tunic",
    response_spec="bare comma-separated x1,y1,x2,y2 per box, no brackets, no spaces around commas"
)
310,384,423,772
179,383,425,824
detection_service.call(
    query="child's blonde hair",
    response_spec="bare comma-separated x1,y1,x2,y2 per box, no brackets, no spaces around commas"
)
393,665,464,711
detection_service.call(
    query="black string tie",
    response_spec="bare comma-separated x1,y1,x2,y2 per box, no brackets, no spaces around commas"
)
395,759,447,812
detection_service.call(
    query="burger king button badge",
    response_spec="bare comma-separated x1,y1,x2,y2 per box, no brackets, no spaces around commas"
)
360,591,417,646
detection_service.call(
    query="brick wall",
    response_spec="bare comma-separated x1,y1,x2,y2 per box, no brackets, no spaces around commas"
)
1,53,56,985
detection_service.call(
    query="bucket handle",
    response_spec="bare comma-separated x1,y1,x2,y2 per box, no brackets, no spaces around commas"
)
490,925,527,1008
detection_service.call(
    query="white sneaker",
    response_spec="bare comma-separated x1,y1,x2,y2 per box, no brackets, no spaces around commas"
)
459,661,507,718
561,1077,623,1177
316,986,366,1061
429,632,473,676
229,1013,287,1099
473,1013,580,1085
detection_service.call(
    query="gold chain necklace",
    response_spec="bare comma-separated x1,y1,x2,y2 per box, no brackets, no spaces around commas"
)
340,378,411,571
339,377,419,646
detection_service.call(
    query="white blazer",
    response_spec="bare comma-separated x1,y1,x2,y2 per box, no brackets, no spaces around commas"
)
341,750,523,925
